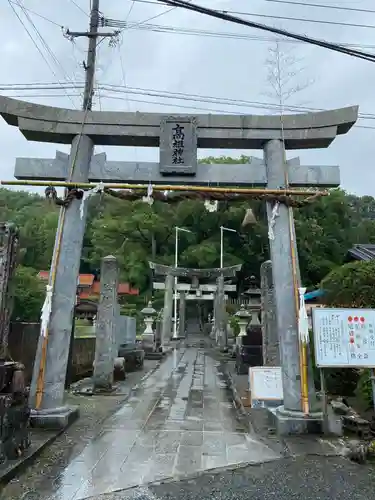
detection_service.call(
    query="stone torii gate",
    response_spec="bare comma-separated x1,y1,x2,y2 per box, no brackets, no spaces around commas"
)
0,95,358,432
149,262,241,345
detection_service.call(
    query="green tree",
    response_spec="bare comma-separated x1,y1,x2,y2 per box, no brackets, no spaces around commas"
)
12,266,45,322
321,259,375,308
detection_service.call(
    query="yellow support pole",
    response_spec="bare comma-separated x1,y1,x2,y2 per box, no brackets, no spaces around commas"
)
0,179,327,197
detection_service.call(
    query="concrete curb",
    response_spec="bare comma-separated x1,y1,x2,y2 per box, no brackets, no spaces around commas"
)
220,364,253,434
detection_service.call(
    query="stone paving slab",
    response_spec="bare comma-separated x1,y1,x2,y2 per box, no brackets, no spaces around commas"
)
19,347,280,499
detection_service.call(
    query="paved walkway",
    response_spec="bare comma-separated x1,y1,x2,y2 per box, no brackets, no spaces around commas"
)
33,347,280,499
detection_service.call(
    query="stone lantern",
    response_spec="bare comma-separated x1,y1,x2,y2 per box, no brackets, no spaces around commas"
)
141,301,157,353
235,304,251,346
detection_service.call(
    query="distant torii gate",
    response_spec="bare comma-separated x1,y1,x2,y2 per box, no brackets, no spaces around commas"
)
149,262,241,345
0,94,358,433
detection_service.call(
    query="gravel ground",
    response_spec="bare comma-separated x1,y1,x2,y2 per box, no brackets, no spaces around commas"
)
0,360,159,499
98,456,375,500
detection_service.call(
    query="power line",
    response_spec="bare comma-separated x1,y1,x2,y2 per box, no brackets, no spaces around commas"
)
7,1,78,107
134,0,375,30
8,0,64,27
5,81,375,123
98,20,375,51
9,0,82,107
263,0,375,15
69,0,89,17
152,0,375,62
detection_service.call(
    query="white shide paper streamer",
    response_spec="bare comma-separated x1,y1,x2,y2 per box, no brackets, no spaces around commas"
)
142,183,154,205
40,284,53,338
268,201,280,240
204,200,218,212
298,287,309,343
79,182,105,219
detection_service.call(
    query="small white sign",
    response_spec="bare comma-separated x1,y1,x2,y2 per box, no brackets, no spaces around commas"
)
249,367,283,404
312,308,375,368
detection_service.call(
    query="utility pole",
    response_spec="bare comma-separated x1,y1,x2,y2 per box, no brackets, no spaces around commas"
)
67,0,116,111
29,0,116,426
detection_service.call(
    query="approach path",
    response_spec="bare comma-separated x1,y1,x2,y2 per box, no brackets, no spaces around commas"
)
8,344,280,499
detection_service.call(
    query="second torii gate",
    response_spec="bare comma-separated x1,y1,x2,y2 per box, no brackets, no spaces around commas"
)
149,261,241,345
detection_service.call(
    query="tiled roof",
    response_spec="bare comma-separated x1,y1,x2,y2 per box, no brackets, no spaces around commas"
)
38,271,95,286
38,271,139,295
348,244,375,261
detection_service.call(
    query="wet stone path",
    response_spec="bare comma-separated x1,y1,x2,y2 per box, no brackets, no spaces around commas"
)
34,347,280,499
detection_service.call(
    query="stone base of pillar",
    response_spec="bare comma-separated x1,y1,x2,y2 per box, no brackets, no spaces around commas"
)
30,405,79,431
142,333,156,353
268,406,323,435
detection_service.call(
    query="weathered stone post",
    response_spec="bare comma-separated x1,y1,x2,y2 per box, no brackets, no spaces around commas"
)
179,291,186,338
260,260,280,366
161,273,173,348
93,255,118,391
212,291,219,341
217,275,227,348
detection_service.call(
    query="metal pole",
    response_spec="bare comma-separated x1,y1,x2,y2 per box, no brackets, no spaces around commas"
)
173,227,178,338
220,226,224,269
320,368,328,434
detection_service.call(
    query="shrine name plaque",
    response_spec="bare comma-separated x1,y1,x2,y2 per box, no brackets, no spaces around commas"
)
159,116,197,175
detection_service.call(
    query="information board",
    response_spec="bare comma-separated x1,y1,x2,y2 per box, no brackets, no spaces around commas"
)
312,308,375,368
249,367,283,407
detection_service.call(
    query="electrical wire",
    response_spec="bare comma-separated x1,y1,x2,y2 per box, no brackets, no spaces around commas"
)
134,0,375,25
8,0,64,27
98,20,375,51
151,0,375,62
8,0,82,107
263,0,375,15
4,81,375,123
69,0,89,17
7,2,77,107
11,0,375,51
6,90,374,130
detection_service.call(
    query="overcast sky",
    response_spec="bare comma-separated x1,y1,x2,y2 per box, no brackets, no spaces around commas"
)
1,0,375,196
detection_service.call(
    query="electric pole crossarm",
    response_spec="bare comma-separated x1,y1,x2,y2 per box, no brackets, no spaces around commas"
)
66,30,117,38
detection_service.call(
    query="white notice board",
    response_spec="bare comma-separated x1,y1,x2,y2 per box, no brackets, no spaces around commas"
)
249,367,283,403
312,308,375,368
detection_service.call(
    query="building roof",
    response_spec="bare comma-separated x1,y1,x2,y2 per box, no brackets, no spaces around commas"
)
38,271,95,286
347,244,375,261
38,271,139,295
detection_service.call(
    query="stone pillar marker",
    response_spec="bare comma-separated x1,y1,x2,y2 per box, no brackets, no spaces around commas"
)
179,291,186,338
93,255,118,391
261,260,280,366
217,275,227,348
162,273,173,348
